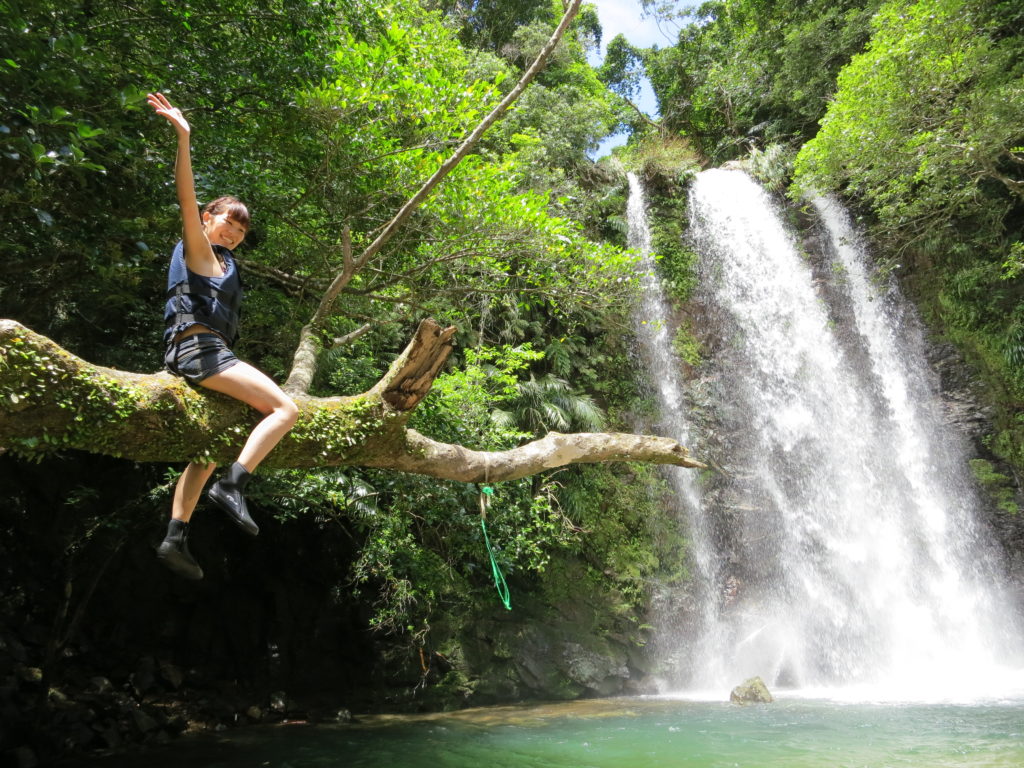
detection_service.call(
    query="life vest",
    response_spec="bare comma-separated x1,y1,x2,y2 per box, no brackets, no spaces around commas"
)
163,240,243,348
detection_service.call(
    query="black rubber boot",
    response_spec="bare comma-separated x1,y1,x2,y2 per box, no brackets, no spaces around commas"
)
156,519,204,580
207,461,259,536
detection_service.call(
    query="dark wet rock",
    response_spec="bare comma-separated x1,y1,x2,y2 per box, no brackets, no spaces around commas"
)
506,628,635,700
7,635,27,663
509,627,584,700
20,624,48,647
66,722,96,748
0,683,17,704
130,656,157,697
47,686,69,705
269,691,288,713
202,694,238,722
622,676,659,695
165,714,188,735
99,725,123,750
131,708,159,734
561,642,630,697
925,342,993,438
730,676,773,705
16,666,42,684
922,338,1024,598
158,660,184,690
88,676,113,695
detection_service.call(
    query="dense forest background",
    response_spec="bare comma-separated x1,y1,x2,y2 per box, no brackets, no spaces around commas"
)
1,0,1022,763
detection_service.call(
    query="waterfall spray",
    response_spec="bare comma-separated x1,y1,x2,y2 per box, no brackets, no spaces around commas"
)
626,173,724,683
633,167,1024,701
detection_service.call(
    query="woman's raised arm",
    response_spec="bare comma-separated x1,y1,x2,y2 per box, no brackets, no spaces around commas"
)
146,92,219,275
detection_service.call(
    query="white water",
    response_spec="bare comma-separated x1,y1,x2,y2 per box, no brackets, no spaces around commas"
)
629,168,1024,702
626,174,707,559
626,174,722,678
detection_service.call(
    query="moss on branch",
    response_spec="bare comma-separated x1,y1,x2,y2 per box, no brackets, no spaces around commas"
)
0,318,703,478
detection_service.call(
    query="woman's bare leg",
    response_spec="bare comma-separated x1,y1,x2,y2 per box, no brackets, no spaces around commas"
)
198,361,299,470
171,461,218,522
158,362,295,576
160,462,215,579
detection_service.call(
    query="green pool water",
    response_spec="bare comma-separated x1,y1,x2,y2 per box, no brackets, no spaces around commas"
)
92,695,1024,767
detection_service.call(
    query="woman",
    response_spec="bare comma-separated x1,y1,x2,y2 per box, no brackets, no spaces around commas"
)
148,92,298,580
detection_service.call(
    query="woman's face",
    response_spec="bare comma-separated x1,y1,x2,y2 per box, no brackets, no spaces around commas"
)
203,211,247,250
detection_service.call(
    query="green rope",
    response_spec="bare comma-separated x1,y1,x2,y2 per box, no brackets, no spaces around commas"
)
479,485,511,610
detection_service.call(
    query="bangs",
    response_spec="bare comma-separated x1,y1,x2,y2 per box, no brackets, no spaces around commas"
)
223,200,250,229
204,196,251,230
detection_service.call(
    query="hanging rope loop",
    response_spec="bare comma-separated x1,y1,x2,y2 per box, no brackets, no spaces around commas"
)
478,459,510,610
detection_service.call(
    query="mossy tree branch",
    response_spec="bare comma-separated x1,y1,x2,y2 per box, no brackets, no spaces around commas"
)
0,319,704,478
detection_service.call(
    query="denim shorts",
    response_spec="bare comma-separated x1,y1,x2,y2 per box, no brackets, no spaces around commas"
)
164,332,239,384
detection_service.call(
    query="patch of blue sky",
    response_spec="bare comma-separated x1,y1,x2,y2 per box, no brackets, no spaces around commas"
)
587,0,678,158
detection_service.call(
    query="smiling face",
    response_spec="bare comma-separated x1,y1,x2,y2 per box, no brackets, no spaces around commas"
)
202,210,248,250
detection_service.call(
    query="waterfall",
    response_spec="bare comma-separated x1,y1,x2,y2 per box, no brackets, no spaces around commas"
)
626,173,703,531
626,173,723,681
629,167,1024,700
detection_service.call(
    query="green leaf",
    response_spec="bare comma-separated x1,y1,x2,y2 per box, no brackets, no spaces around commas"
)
75,123,105,139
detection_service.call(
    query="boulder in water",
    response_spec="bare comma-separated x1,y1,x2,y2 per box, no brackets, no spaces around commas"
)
729,676,773,705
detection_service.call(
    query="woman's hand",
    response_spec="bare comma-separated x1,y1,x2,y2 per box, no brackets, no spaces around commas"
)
147,92,190,137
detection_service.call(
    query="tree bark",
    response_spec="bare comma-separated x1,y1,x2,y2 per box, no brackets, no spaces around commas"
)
373,429,702,482
0,319,704,478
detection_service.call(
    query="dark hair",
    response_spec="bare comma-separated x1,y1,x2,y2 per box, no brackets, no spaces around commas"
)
202,196,250,230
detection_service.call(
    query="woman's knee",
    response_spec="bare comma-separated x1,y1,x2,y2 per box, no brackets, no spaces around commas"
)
277,396,299,429
264,390,298,428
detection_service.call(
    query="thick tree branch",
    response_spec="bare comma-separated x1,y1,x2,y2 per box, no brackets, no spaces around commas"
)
368,319,458,411
372,430,703,482
0,319,703,479
283,0,584,395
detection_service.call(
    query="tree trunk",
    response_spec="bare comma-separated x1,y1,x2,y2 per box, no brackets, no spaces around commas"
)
0,319,703,479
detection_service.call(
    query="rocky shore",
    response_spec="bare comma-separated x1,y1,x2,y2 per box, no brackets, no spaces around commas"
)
1,630,356,767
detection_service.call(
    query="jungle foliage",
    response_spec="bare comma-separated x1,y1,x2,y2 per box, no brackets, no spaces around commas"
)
641,0,883,162
636,0,1024,468
0,0,684,722
792,0,1024,465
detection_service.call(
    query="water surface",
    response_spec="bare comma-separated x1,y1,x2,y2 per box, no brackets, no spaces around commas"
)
90,696,1024,768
